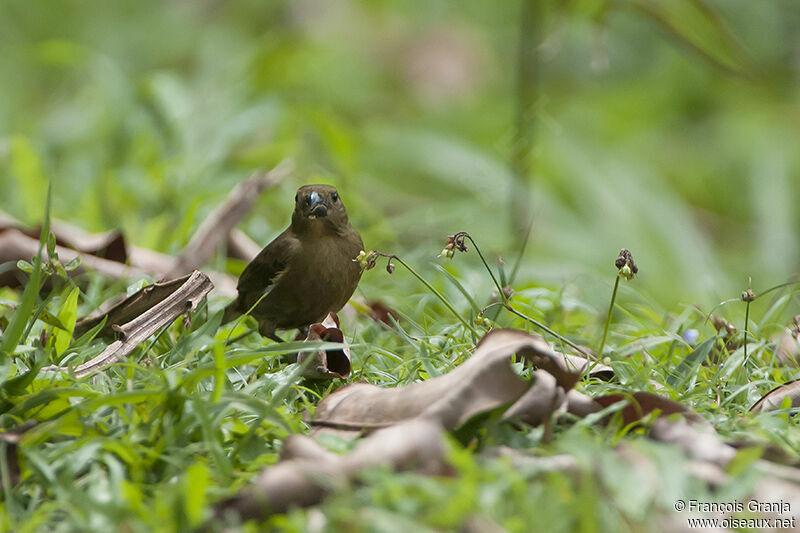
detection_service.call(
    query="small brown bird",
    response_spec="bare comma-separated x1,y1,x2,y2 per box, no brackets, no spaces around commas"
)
224,184,364,342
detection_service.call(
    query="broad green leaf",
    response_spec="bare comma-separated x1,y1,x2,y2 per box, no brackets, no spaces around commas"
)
0,182,50,364
52,286,80,357
667,336,717,388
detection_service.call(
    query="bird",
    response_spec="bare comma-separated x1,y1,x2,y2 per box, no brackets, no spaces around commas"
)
224,184,364,342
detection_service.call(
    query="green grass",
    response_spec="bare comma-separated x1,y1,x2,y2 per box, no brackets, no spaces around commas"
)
0,237,799,531
2,0,800,530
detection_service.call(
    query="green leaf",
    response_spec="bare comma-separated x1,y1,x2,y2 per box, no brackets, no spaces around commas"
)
52,286,80,357
627,0,750,76
0,181,51,364
183,461,210,527
63,255,82,272
667,335,717,388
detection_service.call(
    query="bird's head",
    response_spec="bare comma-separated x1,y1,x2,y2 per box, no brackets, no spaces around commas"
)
292,184,350,232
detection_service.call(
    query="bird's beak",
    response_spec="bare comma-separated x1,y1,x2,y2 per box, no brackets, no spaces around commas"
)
307,191,327,219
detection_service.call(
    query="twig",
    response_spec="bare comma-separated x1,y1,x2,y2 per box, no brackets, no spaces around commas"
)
41,271,214,378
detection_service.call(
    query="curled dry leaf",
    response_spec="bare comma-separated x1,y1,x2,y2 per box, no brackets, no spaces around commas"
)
41,271,214,378
650,418,736,466
0,226,148,288
555,350,613,380
75,274,201,338
501,369,566,427
367,300,400,326
0,210,240,297
592,391,709,427
297,313,351,379
216,419,449,521
310,329,580,436
750,379,800,413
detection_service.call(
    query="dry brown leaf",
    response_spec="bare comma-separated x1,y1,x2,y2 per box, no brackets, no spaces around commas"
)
75,275,198,338
41,271,214,378
216,419,449,521
297,313,351,379
501,369,565,427
0,227,148,288
310,329,580,435
650,418,736,466
593,391,708,427
366,301,400,326
555,350,614,380
750,379,800,413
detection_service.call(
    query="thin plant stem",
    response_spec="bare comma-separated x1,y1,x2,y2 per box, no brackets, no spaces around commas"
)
743,299,750,368
599,276,621,357
370,252,480,337
504,304,590,357
453,232,505,301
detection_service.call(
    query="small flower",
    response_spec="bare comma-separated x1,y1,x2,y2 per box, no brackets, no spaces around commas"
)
615,248,638,280
682,328,699,346
474,314,492,329
441,233,468,259
386,262,395,274
741,289,756,302
355,250,378,271
440,247,455,259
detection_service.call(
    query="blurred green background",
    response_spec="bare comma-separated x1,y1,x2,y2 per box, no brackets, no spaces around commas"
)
1,0,799,308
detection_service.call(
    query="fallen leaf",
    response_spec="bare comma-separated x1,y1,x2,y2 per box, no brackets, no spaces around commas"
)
650,417,736,466
593,391,708,427
41,271,214,378
216,419,449,521
555,350,614,380
749,379,800,413
501,369,565,427
367,301,400,326
311,329,580,435
297,313,351,379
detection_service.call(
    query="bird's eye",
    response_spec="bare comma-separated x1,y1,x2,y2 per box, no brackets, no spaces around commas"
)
331,192,339,202
304,195,312,205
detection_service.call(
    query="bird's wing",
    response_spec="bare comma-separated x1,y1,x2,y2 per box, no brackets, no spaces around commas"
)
236,230,296,302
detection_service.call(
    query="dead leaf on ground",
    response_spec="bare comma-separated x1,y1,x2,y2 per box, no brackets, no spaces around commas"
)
310,328,580,436
593,391,708,427
555,350,614,380
216,419,450,521
367,301,400,326
41,271,214,378
297,313,351,379
750,379,800,413
650,417,736,466
0,226,148,288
